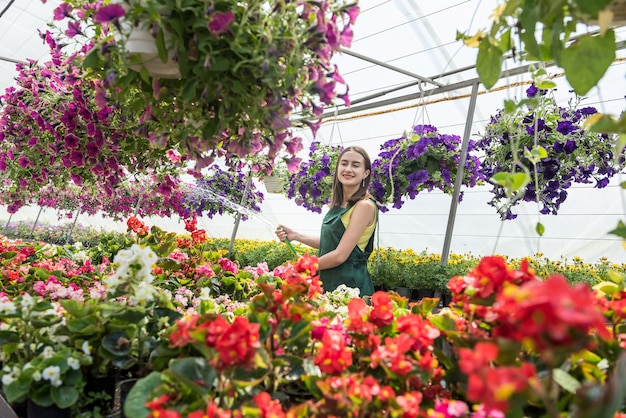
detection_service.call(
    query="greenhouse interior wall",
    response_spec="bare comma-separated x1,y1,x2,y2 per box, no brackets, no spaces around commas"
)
0,0,625,264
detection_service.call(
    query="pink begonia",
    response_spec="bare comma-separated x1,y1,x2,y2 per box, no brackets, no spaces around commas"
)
168,251,189,263
243,262,269,279
88,282,108,300
219,258,238,274
471,405,506,418
174,287,194,307
194,263,215,279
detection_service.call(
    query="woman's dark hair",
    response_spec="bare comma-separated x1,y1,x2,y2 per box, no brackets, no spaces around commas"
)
330,146,372,208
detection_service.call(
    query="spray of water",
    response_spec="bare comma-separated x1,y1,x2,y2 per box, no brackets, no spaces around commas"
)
188,185,300,257
188,185,277,231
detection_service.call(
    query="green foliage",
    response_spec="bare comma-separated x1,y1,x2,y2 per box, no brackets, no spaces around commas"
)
2,219,624,293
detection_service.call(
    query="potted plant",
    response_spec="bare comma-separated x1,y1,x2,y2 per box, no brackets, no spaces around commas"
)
183,164,265,219
0,294,93,417
458,0,626,138
0,32,184,214
48,0,358,169
370,124,484,211
474,80,626,221
283,141,343,213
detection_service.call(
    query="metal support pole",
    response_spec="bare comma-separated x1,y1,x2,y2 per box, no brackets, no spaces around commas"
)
434,82,479,301
227,172,253,259
4,213,13,233
30,206,43,239
66,207,81,243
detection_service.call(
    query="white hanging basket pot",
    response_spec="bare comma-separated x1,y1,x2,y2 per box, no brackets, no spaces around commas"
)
125,27,180,79
262,174,284,194
111,0,180,79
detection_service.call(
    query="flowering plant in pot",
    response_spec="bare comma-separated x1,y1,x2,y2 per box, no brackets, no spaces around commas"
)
474,81,626,220
0,294,93,413
183,164,265,220
0,32,184,214
48,0,357,170
370,124,484,212
283,141,343,213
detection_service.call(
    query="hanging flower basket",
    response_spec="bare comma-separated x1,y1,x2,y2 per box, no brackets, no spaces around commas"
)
124,26,180,79
370,125,484,212
474,83,626,220
284,142,343,213
261,174,284,194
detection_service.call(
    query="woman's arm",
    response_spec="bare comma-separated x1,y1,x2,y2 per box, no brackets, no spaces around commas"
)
275,224,321,249
317,199,376,270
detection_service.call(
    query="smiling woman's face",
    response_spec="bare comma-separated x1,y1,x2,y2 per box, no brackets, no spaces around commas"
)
336,150,369,188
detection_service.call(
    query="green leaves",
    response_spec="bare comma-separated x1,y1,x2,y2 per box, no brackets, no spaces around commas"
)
477,39,504,89
561,30,616,95
492,171,530,198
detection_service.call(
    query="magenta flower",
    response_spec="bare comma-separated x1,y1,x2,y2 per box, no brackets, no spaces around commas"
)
93,4,125,24
53,3,72,21
17,156,30,168
65,21,83,38
208,11,235,35
65,134,79,148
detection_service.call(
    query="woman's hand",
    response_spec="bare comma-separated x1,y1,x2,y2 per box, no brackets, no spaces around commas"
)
275,224,295,242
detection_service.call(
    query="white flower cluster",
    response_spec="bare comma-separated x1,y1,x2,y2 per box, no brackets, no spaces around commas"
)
105,244,158,304
319,285,361,316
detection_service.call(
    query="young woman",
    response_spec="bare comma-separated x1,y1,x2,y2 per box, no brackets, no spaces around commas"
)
276,146,377,297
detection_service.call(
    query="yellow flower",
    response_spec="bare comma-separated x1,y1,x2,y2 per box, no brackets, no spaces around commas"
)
463,31,485,47
490,3,507,21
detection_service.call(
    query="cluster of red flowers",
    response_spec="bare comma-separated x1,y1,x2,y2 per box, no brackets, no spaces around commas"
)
492,275,611,352
459,342,536,412
170,314,260,370
273,253,322,299
0,240,35,283
126,216,149,236
184,215,208,245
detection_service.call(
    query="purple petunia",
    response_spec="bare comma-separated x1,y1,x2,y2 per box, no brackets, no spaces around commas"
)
208,11,235,35
93,4,125,24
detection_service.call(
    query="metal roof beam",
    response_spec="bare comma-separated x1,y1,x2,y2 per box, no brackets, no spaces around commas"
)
339,47,444,87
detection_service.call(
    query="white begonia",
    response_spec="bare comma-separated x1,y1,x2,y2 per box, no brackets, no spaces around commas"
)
73,250,88,262
41,346,55,359
2,374,14,385
42,365,61,383
32,370,42,382
0,300,16,315
82,341,91,356
109,245,157,293
199,287,211,300
130,281,156,305
67,357,80,370
2,365,10,373
20,293,35,306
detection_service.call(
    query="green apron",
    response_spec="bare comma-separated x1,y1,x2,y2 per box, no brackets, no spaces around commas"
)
318,201,376,297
